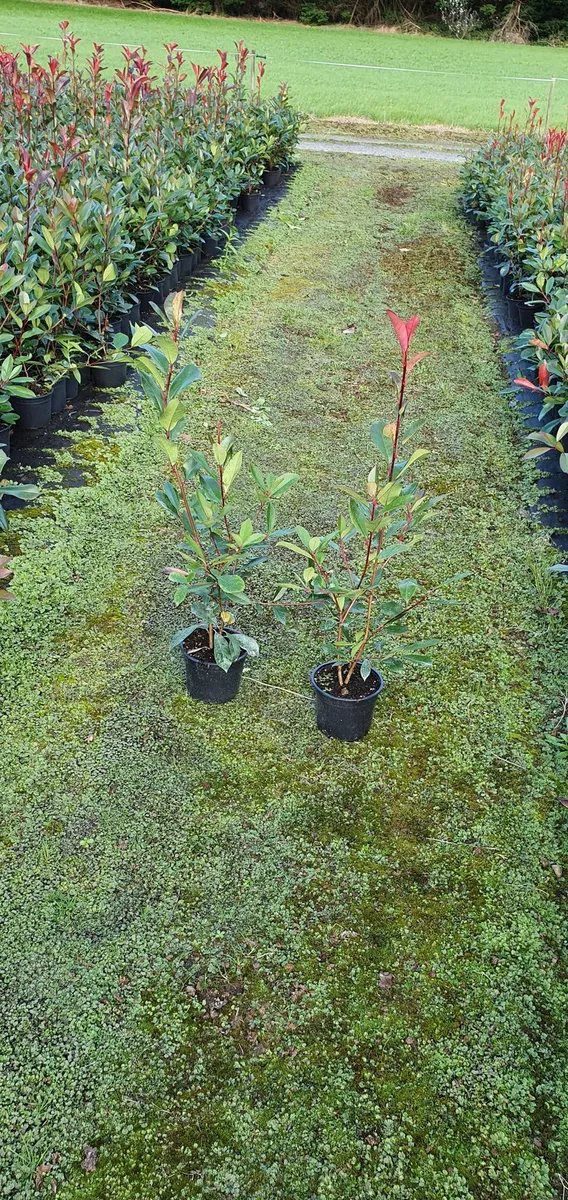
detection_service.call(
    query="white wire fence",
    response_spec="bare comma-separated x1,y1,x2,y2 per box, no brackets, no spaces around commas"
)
0,31,566,125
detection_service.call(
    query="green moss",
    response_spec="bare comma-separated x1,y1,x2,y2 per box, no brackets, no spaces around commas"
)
0,155,568,1200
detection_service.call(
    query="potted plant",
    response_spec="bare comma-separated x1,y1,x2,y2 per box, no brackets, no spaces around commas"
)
88,327,130,390
274,311,460,742
0,351,49,434
0,448,40,526
0,355,31,456
0,449,40,598
128,292,297,703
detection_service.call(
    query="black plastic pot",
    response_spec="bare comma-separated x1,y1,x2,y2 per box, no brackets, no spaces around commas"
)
91,361,128,389
0,424,12,458
138,284,161,314
178,252,194,280
76,364,91,391
240,191,260,215
181,641,247,704
121,301,141,335
66,373,79,401
159,273,173,299
11,389,52,431
193,244,203,268
170,261,181,287
506,294,535,331
311,661,384,742
202,233,217,259
263,168,282,188
51,378,67,415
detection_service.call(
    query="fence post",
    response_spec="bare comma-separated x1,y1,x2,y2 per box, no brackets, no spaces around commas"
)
250,50,256,99
545,77,556,133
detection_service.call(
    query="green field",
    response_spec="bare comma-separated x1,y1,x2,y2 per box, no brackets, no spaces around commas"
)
2,0,568,129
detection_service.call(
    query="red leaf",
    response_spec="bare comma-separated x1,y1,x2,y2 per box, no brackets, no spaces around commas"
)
407,350,430,373
405,315,420,345
514,376,542,392
538,361,550,389
386,309,409,354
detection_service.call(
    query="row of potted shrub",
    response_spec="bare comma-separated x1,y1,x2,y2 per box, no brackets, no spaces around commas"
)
0,27,302,445
462,100,568,473
121,295,460,742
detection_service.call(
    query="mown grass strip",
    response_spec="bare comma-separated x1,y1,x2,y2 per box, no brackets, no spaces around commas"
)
1,153,568,1199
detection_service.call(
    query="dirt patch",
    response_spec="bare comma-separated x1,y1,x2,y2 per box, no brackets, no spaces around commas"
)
304,116,487,147
381,235,466,281
376,184,413,207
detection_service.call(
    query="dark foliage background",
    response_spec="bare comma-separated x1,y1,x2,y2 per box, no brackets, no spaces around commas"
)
146,0,567,40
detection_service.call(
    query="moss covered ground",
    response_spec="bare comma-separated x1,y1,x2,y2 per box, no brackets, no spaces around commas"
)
2,154,568,1199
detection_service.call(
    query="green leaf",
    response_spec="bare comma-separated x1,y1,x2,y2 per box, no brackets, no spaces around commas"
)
377,542,410,563
524,446,552,460
370,422,393,462
277,541,312,559
268,472,298,498
216,573,246,595
360,657,372,680
0,483,40,501
159,399,184,433
213,631,239,672
102,262,116,283
398,579,419,603
349,498,369,537
130,324,155,349
169,362,201,400
154,334,179,364
273,605,288,625
169,625,200,649
222,450,243,494
234,633,259,657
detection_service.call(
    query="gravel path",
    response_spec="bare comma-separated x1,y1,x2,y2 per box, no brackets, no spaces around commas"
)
299,133,466,163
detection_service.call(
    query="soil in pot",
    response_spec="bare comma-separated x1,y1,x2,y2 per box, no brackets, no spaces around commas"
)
181,628,247,704
91,361,128,389
311,661,384,742
51,378,67,415
11,389,52,431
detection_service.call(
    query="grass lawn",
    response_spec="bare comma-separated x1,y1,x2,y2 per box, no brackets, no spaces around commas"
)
2,0,568,129
1,152,568,1199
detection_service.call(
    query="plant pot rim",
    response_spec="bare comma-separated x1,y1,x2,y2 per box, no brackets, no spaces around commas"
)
17,386,53,401
311,660,384,703
181,636,247,668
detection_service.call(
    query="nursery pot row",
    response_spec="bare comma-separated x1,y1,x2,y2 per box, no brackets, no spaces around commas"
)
469,212,542,336
6,187,289,441
180,639,384,742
